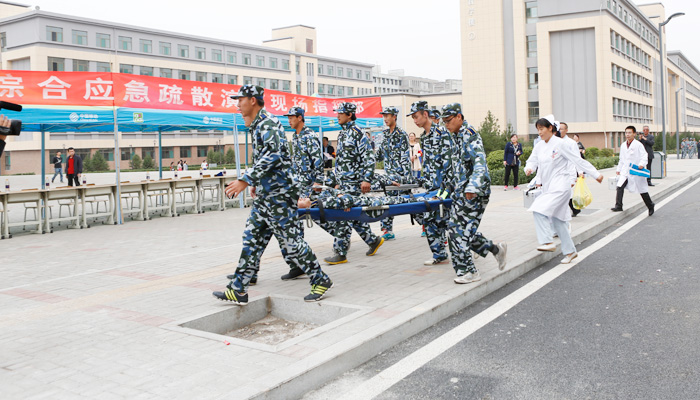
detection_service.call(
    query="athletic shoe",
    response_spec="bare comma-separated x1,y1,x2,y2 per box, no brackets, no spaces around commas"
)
226,275,257,285
494,242,508,271
473,251,480,259
504,186,509,191
323,254,348,264
304,278,333,302
513,186,520,190
560,252,578,264
281,268,305,281
424,257,449,265
537,243,556,252
572,208,581,217
366,237,384,256
382,231,396,240
454,271,481,284
212,286,248,305
610,207,623,212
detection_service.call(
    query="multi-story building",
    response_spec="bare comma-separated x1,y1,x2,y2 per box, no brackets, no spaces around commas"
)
372,65,461,95
461,0,700,150
0,2,375,174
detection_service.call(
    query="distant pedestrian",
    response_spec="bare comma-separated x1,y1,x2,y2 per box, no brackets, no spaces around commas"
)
409,132,422,179
611,126,655,216
201,160,208,170
697,139,700,159
638,125,655,186
183,161,189,170
51,151,64,183
169,161,175,171
65,147,83,187
322,137,335,169
503,133,522,190
573,134,585,159
681,138,689,159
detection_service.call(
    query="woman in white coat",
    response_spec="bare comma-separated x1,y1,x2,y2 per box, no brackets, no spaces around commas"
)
611,125,655,215
524,116,604,263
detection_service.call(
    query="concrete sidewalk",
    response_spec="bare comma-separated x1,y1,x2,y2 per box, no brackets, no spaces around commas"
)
0,158,698,400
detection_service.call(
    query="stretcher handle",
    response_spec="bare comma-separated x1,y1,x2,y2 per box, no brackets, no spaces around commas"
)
361,205,390,211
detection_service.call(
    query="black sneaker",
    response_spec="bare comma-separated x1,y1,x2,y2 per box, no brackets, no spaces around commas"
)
366,237,384,256
281,268,305,280
304,279,333,302
226,275,257,285
212,286,248,305
610,207,623,212
648,203,655,216
323,254,348,264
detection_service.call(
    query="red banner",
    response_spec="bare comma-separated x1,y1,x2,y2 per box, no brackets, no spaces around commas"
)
0,70,382,118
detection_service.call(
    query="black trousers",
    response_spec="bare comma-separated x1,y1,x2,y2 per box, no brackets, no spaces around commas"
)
67,174,80,187
504,165,519,187
647,156,653,183
615,179,653,210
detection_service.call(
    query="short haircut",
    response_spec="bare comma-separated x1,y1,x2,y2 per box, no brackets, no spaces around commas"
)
510,133,518,139
323,137,328,142
560,122,568,129
252,97,264,107
625,125,636,133
643,125,649,129
573,133,580,139
67,147,74,151
535,118,555,132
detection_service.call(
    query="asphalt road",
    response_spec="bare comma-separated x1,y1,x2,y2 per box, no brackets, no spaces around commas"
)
304,179,700,400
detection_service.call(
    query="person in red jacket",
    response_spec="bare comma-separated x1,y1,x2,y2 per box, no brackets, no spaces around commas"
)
65,147,84,187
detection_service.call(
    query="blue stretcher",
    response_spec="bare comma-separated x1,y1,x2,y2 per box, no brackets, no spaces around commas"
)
297,190,453,223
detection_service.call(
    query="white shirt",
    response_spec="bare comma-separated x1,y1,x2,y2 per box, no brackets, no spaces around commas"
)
201,162,208,170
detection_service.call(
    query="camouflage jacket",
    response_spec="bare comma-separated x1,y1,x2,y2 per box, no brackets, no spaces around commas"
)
376,125,413,184
239,108,296,197
292,125,324,195
419,122,458,194
454,122,491,197
328,120,375,191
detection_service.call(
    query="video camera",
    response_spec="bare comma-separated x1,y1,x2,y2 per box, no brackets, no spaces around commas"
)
0,100,23,136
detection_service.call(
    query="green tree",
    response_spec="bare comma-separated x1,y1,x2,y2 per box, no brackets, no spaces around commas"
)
225,148,236,164
90,151,109,171
207,149,220,165
142,154,154,169
82,153,93,172
129,154,142,170
478,111,509,154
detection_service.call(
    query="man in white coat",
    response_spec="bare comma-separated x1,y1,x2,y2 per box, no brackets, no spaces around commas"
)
611,126,655,216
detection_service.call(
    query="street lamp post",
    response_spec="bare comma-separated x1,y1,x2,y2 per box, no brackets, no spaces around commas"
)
658,12,685,155
676,87,684,159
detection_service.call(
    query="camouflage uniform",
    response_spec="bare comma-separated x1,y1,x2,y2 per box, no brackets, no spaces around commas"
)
225,87,329,294
376,106,414,233
690,139,698,158
409,101,458,263
325,103,381,257
681,139,688,159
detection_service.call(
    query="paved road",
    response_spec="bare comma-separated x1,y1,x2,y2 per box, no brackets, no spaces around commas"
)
305,179,700,400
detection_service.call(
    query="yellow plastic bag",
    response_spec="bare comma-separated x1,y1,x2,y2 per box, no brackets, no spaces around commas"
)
572,176,593,210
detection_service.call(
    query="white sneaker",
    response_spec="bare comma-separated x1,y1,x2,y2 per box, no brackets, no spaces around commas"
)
454,271,481,284
424,258,449,266
494,242,507,270
561,252,578,264
473,251,480,259
537,243,556,252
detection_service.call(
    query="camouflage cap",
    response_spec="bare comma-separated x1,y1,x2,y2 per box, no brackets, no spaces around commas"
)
379,106,399,116
334,102,357,114
430,109,441,118
283,106,305,117
229,85,264,99
406,100,430,116
440,103,462,118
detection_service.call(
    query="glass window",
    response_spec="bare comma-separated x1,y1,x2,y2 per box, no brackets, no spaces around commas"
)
3,151,9,170
197,146,208,157
96,33,110,48
256,78,266,88
73,59,89,72
180,146,192,158
338,67,344,77
46,26,63,42
296,81,301,94
528,101,539,123
282,80,291,92
270,79,279,90
48,57,65,71
269,57,278,68
243,53,251,65
160,68,172,78
160,147,174,159
140,66,153,76
72,30,87,45
243,76,252,85
211,73,222,83
118,36,132,51
338,86,344,96
282,59,290,70
140,39,152,53
121,148,132,161
328,85,335,95
179,70,190,80
142,147,155,160
160,42,171,55
348,87,354,96
296,60,300,73
347,68,353,78
228,75,238,85
307,82,314,95
318,83,325,94
178,44,189,58
195,47,206,60
525,1,538,23
528,67,538,89
256,55,265,67
120,64,134,74
527,35,537,58
196,72,207,82
212,49,222,62
227,51,237,64
327,65,334,75
99,149,114,162
96,62,110,72
318,64,323,74
365,71,369,80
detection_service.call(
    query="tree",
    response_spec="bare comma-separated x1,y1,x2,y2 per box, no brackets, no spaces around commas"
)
478,110,509,154
207,149,223,165
83,153,93,172
129,154,142,170
90,151,109,171
142,154,154,169
225,148,236,165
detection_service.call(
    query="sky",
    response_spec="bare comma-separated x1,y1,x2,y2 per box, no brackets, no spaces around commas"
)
29,0,700,81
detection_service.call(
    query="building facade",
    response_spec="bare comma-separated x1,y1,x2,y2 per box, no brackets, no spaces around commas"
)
372,65,461,95
460,0,700,150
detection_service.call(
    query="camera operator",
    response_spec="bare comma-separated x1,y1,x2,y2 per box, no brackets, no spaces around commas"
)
0,115,10,156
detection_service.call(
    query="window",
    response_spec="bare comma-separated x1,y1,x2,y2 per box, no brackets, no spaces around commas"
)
270,79,279,90
211,73,222,83
161,147,174,159
296,81,301,94
243,76,252,85
348,87,354,96
327,65,334,75
142,147,155,159
338,67,344,77
73,59,89,72
179,70,190,80
243,53,251,65
269,57,278,68
180,146,192,158
306,62,314,76
46,26,63,42
99,149,114,162
318,64,324,74
140,66,153,76
296,60,300,73
307,82,314,95
160,68,172,78
1,32,7,50
48,57,65,71
318,83,325,94
282,59,290,70
256,55,265,67
528,101,539,123
97,33,110,48
338,86,344,96
256,78,266,88
195,47,206,60
365,71,370,80
96,62,110,72
227,51,237,63
196,72,207,82
159,42,171,55
212,49,222,62
525,1,538,23
3,151,9,170
527,35,537,58
347,68,353,78
121,148,132,161
328,85,335,95
228,75,238,85
178,44,189,58
197,146,208,157
139,39,152,53
72,30,87,45
118,36,132,51
282,80,291,92
528,67,538,89
120,64,134,74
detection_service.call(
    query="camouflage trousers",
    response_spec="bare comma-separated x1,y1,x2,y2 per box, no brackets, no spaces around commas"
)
229,195,328,291
329,189,379,257
414,208,450,262
448,196,493,275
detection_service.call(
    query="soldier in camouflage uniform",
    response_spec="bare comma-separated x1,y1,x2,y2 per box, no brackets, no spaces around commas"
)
408,101,457,265
323,102,385,264
681,138,689,159
376,106,414,240
213,85,332,304
430,109,442,125
441,103,507,283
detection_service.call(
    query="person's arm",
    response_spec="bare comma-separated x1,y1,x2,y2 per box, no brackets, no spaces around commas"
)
560,140,602,180
464,132,489,196
239,121,284,187
398,134,413,182
524,144,539,174
359,131,375,184
308,135,325,186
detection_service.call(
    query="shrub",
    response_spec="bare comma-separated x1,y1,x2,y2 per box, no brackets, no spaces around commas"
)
489,167,536,186
586,147,600,158
90,151,109,171
225,148,236,165
588,156,619,170
207,149,223,165
600,148,614,157
478,111,509,154
486,150,505,172
129,154,142,170
82,153,92,172
521,146,533,164
142,154,154,169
